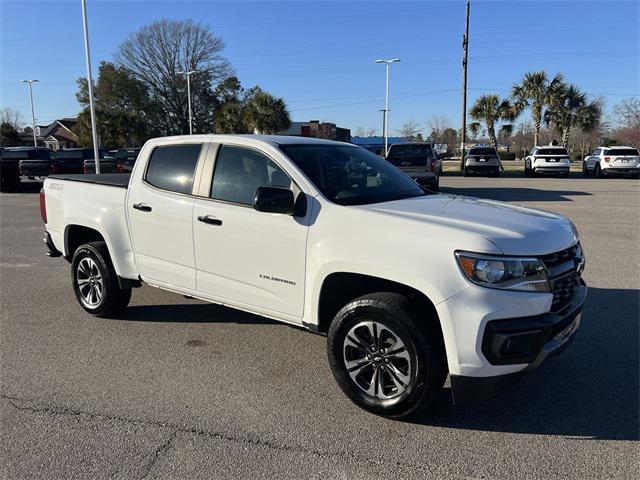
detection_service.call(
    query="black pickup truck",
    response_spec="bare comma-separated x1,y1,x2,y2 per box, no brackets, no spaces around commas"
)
53,148,115,174
1,147,54,191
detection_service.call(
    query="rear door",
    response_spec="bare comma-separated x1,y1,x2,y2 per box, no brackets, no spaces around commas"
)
127,143,207,290
192,143,309,320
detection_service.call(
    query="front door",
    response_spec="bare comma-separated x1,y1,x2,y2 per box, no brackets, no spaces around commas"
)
127,143,205,290
193,144,309,320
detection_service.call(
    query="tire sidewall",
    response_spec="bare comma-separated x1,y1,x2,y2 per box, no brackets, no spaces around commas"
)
328,303,431,418
71,244,115,315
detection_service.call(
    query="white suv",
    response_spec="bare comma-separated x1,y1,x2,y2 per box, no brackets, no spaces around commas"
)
524,145,571,177
582,146,640,178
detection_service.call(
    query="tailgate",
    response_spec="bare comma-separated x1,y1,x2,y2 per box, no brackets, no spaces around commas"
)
20,160,51,176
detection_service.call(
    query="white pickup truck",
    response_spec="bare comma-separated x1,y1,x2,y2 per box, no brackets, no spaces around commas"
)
41,135,586,419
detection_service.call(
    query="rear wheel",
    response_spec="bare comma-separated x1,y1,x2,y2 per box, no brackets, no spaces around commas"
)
595,163,603,178
327,292,447,419
71,241,131,317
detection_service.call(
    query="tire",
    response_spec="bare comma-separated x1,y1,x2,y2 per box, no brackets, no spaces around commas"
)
71,241,131,317
595,164,603,178
463,168,469,177
327,292,447,420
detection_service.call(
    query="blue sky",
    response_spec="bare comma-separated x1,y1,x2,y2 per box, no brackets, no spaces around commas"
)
1,0,638,135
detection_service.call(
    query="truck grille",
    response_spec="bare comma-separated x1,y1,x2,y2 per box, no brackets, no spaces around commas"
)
539,243,584,313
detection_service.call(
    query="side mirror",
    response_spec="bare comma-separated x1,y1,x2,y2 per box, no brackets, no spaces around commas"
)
253,187,296,215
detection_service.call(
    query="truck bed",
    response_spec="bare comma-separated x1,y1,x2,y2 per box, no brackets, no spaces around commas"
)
49,173,130,188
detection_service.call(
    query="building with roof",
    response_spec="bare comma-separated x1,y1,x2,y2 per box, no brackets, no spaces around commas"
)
17,118,79,149
278,120,350,143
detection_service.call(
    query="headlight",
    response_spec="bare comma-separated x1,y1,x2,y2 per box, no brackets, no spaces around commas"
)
455,252,549,292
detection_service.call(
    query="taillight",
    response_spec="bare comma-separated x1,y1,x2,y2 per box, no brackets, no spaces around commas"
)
49,162,58,174
116,162,124,173
83,162,89,174
604,157,610,163
429,161,436,173
39,189,47,223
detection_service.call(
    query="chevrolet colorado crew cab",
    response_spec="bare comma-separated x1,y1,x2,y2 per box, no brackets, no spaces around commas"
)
41,135,586,419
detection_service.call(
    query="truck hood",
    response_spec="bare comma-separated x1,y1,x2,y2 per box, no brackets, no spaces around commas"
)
355,194,578,255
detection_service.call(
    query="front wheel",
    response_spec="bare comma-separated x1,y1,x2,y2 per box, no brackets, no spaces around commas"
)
327,292,447,419
71,241,131,317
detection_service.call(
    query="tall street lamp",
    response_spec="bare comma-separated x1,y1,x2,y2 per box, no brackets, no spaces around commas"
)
81,0,101,173
375,58,401,156
21,79,39,146
177,70,197,135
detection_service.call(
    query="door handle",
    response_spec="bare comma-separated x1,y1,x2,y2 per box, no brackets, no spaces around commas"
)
197,215,223,226
133,203,152,212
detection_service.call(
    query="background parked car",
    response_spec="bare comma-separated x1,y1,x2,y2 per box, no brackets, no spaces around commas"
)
583,146,640,178
83,152,119,174
385,142,439,191
53,148,111,174
114,148,141,173
462,145,501,177
18,148,56,181
1,147,53,191
524,145,571,177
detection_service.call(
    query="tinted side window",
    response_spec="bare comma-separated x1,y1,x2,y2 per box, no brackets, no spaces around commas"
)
211,145,291,205
145,144,202,194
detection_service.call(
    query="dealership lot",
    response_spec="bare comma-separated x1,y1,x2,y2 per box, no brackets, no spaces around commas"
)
1,175,638,479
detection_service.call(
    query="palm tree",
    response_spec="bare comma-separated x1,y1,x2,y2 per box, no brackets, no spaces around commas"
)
467,122,481,141
543,84,602,147
469,94,516,150
511,71,564,146
214,101,250,134
245,90,291,135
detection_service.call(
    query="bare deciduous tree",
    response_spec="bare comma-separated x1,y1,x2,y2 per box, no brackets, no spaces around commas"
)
396,119,422,140
0,108,25,130
426,115,452,137
612,98,640,127
354,126,378,137
116,18,232,135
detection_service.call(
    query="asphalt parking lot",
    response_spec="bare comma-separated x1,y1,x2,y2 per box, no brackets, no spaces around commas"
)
1,174,638,479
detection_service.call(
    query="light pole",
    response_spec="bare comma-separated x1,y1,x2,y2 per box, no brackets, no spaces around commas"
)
177,70,197,134
21,80,39,146
81,0,100,173
375,58,400,156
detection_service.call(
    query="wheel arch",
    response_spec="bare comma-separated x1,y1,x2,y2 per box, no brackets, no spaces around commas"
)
64,224,107,260
64,224,140,288
313,272,445,348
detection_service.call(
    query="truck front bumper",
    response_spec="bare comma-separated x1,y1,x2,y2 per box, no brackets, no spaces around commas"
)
437,281,587,405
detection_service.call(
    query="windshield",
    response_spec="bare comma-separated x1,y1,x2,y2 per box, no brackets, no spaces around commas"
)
607,148,639,156
536,148,568,155
468,148,497,156
280,144,428,206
